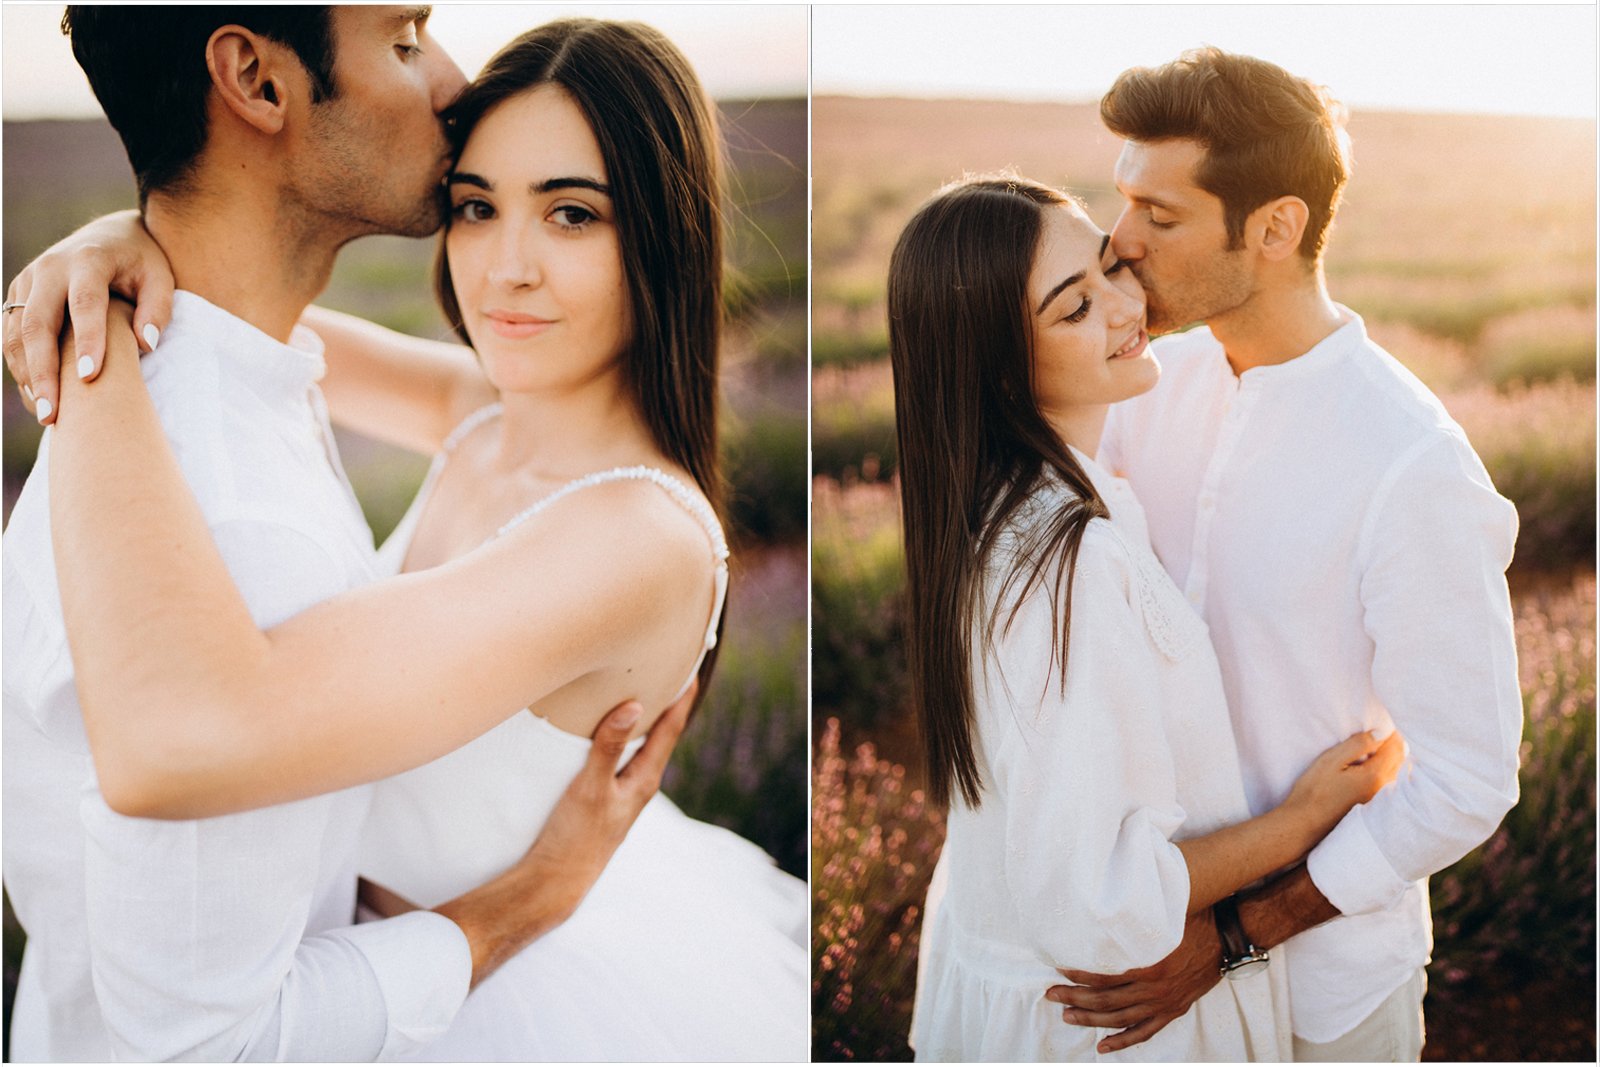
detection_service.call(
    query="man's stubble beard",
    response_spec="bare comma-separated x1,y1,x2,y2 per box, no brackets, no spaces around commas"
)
1135,247,1254,337
296,103,449,244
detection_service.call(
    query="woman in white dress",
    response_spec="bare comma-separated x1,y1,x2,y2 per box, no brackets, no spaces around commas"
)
887,176,1403,1061
32,19,806,1062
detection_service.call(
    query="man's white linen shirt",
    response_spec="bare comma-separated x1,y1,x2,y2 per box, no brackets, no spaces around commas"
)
1,291,472,1061
1099,309,1520,1043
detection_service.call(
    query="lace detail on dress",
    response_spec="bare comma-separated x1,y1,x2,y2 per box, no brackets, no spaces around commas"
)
1100,522,1207,664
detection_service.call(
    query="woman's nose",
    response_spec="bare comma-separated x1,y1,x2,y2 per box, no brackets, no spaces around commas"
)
487,234,539,289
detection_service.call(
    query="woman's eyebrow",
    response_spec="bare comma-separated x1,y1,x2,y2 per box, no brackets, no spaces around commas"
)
1036,235,1110,314
447,173,613,197
533,177,612,197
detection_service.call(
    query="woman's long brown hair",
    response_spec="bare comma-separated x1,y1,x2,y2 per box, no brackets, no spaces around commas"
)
887,175,1108,809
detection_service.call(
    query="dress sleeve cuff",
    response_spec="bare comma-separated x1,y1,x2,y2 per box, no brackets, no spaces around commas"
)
1306,806,1413,916
342,910,472,1059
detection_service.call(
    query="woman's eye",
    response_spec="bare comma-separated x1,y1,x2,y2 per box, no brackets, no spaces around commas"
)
1063,298,1092,325
1105,258,1130,275
451,199,494,223
551,204,599,230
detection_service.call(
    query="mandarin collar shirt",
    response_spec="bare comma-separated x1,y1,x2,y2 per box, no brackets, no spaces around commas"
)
2,291,471,1061
1099,309,1521,1042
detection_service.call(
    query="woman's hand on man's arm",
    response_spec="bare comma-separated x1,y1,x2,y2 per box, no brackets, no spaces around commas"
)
3,209,172,423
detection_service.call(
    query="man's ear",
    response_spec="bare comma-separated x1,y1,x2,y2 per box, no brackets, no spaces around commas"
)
205,26,293,135
1252,196,1310,264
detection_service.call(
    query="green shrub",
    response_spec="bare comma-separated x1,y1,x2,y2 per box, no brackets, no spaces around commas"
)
1446,381,1596,570
1431,575,1596,980
812,478,908,734
1475,304,1596,387
814,330,889,369
724,413,808,545
813,361,898,482
667,617,809,877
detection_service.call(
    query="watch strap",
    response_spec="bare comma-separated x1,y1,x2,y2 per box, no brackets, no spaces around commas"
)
1214,894,1253,963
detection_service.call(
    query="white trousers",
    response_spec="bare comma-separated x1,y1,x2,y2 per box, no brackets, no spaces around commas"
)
1292,966,1427,1062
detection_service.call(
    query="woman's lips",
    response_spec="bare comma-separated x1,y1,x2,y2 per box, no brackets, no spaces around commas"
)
484,311,555,339
1109,328,1149,360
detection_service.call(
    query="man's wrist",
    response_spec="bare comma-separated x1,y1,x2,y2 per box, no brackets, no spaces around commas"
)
434,860,579,988
1235,863,1341,950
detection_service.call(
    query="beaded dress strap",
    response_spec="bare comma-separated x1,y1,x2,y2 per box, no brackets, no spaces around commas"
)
495,467,730,687
442,402,505,454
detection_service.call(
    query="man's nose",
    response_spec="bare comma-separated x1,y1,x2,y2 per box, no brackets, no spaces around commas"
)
1109,208,1142,260
429,45,470,112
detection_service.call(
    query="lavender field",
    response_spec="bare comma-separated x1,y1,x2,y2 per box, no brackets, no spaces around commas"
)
811,97,1596,1060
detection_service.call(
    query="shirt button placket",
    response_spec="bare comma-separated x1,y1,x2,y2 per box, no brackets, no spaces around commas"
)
1186,378,1253,612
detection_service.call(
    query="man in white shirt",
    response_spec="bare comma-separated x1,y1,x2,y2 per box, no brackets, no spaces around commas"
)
1045,48,1521,1061
2,7,687,1059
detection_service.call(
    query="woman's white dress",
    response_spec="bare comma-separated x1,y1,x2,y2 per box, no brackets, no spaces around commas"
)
358,406,809,1062
910,453,1293,1062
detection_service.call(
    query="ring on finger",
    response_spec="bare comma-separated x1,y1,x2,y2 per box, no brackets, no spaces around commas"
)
2,301,24,314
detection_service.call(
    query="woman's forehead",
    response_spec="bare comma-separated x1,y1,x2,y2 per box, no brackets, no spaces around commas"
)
458,84,606,180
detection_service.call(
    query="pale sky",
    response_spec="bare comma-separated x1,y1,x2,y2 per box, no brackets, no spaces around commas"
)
814,3,1598,119
1,3,808,119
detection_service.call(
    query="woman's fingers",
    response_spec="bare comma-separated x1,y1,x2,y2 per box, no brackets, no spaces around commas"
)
126,252,173,357
4,275,36,413
1368,729,1407,782
19,294,65,424
66,260,117,383
1334,729,1379,766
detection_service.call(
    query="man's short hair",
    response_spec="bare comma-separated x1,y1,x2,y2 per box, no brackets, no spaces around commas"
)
1101,47,1351,263
62,6,336,204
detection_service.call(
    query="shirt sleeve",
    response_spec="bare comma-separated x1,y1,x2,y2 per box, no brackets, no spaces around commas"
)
1306,434,1522,916
984,524,1192,974
77,517,473,1061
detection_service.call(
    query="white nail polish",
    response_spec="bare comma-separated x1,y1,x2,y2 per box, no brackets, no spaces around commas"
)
77,355,94,380
35,397,53,422
142,323,160,350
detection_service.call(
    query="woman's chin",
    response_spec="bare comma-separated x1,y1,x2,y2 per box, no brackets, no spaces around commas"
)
1110,350,1161,403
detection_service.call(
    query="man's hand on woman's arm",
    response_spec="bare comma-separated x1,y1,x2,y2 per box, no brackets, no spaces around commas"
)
3,209,172,423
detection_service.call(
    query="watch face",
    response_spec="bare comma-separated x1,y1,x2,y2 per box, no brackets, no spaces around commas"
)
1223,956,1271,981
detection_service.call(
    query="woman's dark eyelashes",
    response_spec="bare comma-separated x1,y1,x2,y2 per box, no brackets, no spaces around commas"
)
1063,298,1092,324
451,198,492,222
552,204,599,229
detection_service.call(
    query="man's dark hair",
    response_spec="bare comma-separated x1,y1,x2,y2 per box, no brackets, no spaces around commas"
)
1101,47,1350,264
61,6,336,204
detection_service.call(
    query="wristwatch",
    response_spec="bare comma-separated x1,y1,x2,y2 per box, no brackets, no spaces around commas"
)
1214,895,1270,980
